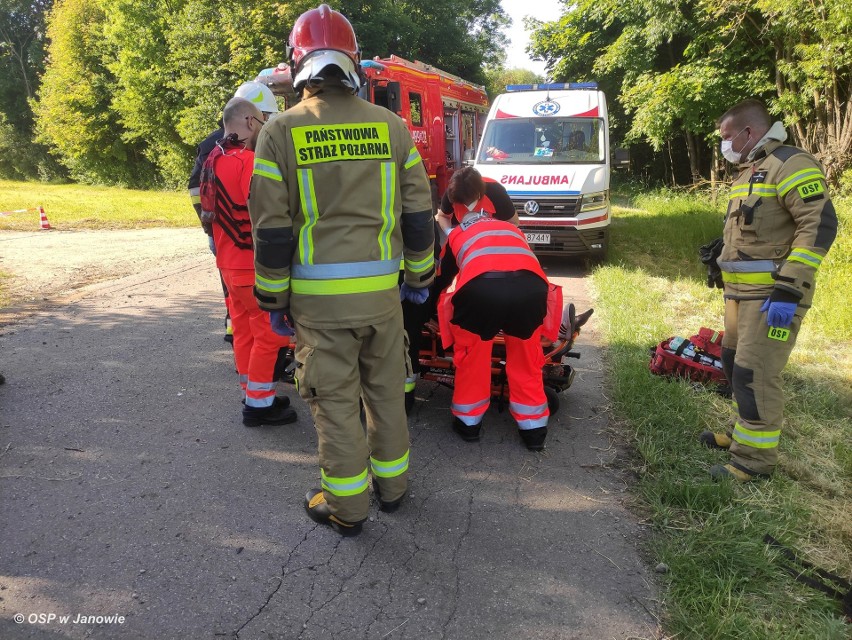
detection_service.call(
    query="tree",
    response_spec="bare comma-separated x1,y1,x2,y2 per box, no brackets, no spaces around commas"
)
483,67,542,100
34,0,157,185
0,0,62,179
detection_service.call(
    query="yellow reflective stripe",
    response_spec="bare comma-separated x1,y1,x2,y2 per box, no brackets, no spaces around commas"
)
379,162,396,260
787,248,823,269
291,122,392,164
190,195,201,205
321,468,369,497
729,185,777,199
404,379,416,392
404,146,421,170
405,253,434,273
777,168,824,196
297,169,319,265
732,423,780,449
253,158,283,181
255,273,290,293
721,271,775,285
370,450,410,478
291,272,399,295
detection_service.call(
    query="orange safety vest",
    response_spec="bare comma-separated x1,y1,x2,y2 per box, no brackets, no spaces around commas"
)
447,212,547,291
439,205,550,346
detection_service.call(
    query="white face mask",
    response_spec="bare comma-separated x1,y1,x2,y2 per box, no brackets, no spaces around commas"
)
720,126,749,164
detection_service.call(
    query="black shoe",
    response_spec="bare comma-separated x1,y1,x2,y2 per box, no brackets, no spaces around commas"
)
224,333,234,344
372,477,406,513
519,426,547,451
304,489,363,536
452,417,481,442
242,397,297,427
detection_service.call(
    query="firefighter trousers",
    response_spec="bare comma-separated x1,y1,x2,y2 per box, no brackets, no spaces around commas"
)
294,307,410,523
721,298,803,475
220,269,291,408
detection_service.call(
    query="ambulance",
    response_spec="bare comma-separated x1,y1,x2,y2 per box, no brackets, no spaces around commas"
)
473,83,611,260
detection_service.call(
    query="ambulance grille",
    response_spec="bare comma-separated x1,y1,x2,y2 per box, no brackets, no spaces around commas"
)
511,197,582,217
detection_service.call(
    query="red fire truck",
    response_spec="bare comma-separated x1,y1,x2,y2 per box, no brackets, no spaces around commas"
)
256,55,490,201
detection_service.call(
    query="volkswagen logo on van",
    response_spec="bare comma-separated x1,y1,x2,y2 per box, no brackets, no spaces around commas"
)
524,200,540,215
532,100,560,116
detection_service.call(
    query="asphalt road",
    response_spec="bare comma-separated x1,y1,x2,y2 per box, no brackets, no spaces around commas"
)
0,240,660,640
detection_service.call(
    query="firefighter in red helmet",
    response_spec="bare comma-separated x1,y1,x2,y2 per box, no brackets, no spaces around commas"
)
248,4,435,536
436,167,552,451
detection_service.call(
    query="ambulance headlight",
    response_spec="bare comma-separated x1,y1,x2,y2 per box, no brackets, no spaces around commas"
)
580,191,608,212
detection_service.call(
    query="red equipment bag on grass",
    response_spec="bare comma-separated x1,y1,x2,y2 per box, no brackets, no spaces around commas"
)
649,327,727,384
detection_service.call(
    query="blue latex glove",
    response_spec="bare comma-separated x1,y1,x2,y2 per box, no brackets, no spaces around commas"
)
269,310,295,336
207,235,216,256
400,283,429,304
760,298,796,328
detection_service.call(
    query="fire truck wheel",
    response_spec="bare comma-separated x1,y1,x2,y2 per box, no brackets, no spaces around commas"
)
544,386,560,414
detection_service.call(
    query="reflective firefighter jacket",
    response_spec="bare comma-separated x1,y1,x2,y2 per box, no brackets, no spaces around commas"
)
719,139,838,307
248,84,435,329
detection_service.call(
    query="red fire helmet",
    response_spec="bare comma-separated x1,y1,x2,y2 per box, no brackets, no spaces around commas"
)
288,4,360,88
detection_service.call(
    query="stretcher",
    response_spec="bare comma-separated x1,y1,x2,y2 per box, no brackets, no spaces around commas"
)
274,303,593,414
416,303,593,413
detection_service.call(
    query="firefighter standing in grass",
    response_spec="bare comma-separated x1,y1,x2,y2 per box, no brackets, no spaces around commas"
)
188,82,280,343
701,99,838,482
248,4,435,536
200,97,297,428
436,167,551,451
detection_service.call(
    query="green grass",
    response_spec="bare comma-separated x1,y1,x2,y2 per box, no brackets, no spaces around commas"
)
0,179,196,230
593,191,852,639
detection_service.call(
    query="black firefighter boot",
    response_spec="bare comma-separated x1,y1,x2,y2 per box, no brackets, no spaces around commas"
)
519,426,548,451
242,396,297,427
304,489,364,536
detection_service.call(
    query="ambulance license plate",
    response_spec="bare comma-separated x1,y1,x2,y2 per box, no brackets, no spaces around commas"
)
525,232,551,244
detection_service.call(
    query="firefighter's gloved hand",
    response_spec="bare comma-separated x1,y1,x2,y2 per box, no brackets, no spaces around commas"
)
269,310,295,336
200,210,215,236
400,283,429,305
698,237,724,289
760,299,796,328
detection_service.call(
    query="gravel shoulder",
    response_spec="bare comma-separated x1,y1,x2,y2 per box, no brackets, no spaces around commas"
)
0,229,209,324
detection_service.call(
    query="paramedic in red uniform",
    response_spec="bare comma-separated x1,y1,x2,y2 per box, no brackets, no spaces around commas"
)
402,175,518,412
437,167,551,450
202,97,297,427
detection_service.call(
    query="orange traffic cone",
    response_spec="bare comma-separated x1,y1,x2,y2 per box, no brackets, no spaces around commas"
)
39,206,51,230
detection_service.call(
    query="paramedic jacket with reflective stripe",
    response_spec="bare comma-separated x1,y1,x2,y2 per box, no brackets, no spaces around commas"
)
447,212,547,291
719,138,838,306
248,83,435,328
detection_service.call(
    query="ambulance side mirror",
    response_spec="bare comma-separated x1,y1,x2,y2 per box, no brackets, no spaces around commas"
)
387,82,402,114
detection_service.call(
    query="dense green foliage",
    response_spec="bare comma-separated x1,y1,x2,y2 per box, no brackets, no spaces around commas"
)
15,0,508,187
529,0,852,186
4,1,851,188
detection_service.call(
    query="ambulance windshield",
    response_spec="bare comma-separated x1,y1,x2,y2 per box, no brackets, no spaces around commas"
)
478,118,605,164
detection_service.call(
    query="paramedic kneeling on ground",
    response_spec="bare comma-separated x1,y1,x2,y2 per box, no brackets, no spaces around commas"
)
437,167,551,451
701,99,838,482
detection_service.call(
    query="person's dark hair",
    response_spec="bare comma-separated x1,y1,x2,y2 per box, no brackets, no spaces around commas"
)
447,166,485,205
718,99,771,129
